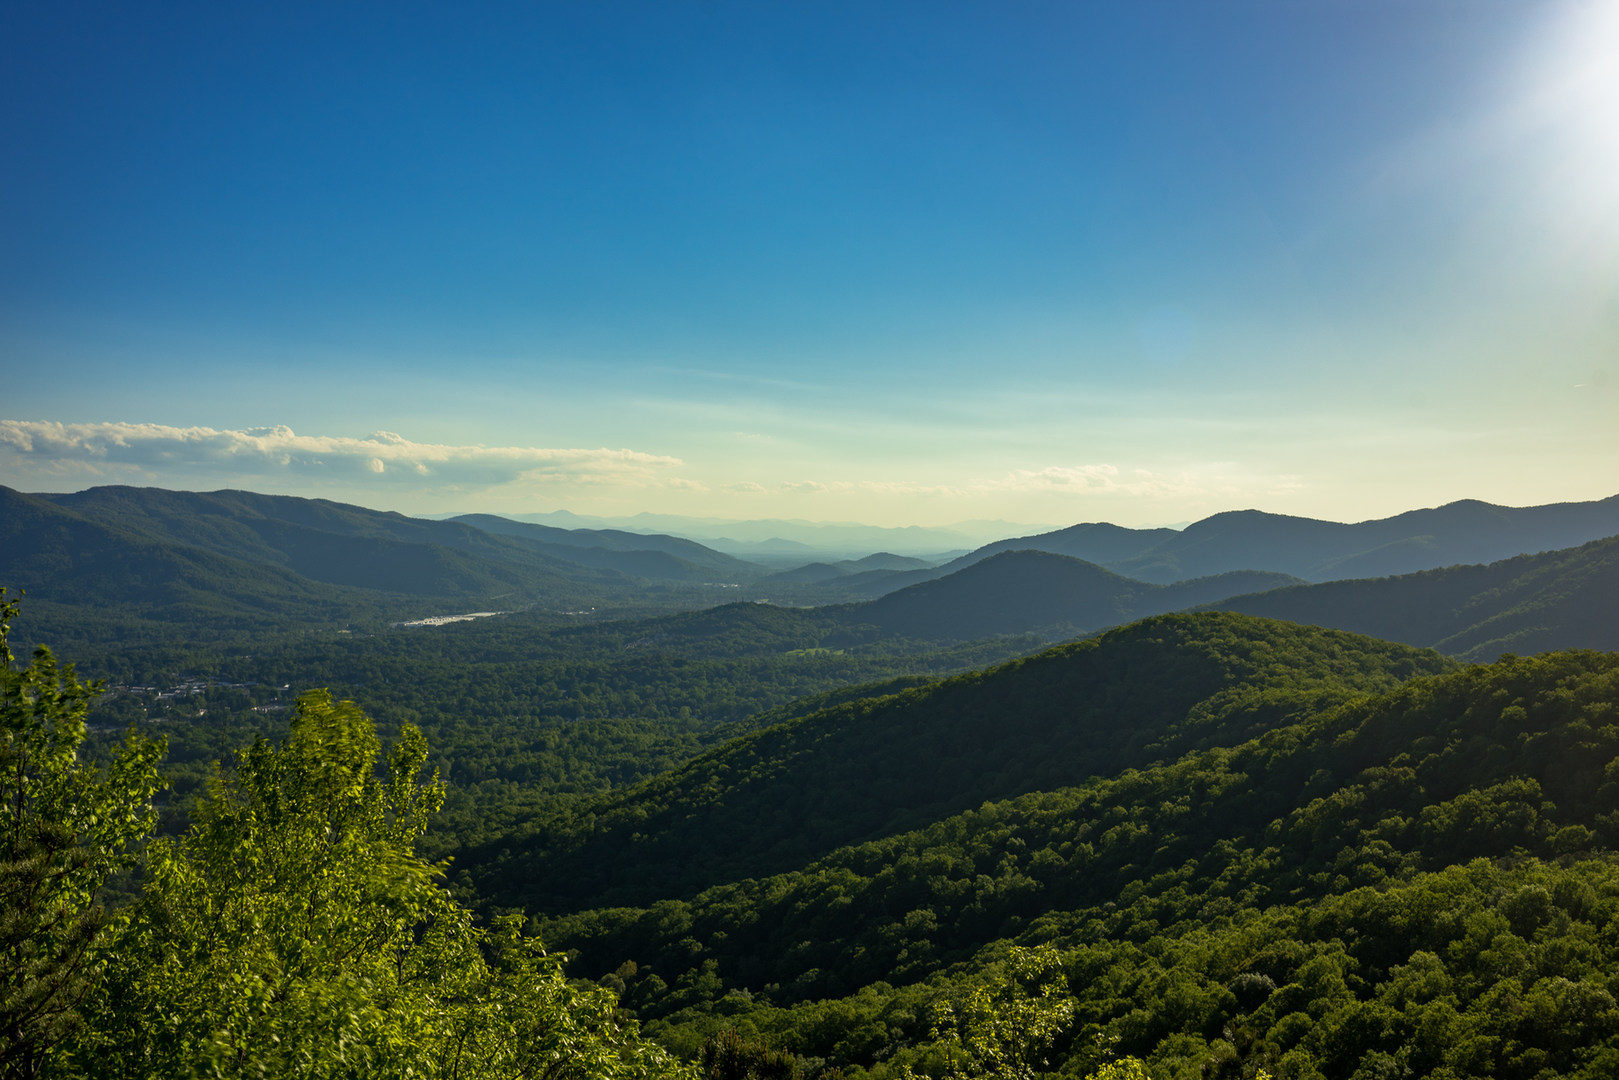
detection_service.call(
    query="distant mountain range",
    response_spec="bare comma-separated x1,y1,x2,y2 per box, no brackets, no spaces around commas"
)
971,495,1619,583
458,509,1029,561
757,551,937,585
843,551,1301,639
447,512,760,579
1197,532,1619,661
825,534,1619,660
790,492,1619,602
6,484,1617,659
0,485,766,641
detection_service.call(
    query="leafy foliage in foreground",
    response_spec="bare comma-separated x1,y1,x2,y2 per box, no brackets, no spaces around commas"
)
917,945,1075,1080
0,589,164,1078
2,587,688,1080
57,688,687,1079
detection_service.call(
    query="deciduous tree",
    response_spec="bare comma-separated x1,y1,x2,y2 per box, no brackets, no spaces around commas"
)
926,944,1074,1080
67,689,687,1079
0,590,163,1080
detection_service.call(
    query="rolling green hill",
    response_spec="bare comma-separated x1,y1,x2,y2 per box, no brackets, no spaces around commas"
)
464,613,1453,916
39,485,740,588
0,486,412,639
517,636,1619,1079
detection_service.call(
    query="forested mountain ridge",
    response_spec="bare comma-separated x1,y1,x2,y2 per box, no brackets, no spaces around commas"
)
0,485,420,638
530,643,1619,1079
37,484,755,585
1199,532,1619,660
813,529,1619,659
450,512,764,580
1,484,773,645
463,613,1453,916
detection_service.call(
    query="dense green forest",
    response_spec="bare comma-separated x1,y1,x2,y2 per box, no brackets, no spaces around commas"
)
461,614,1454,915
532,639,1619,1078
59,602,1043,860
7,484,1619,1078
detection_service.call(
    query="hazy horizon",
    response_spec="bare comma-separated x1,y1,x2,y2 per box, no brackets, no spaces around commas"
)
13,477,1614,542
5,2,1615,528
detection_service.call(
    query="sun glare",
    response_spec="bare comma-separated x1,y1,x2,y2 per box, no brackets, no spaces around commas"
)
1507,1,1619,253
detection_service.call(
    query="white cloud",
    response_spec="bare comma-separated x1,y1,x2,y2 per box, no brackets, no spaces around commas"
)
999,464,1125,491
666,477,710,493
0,420,684,491
0,420,1311,522
751,464,1301,506
992,463,1303,502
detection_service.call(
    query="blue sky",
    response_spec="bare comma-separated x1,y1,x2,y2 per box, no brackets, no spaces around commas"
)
3,0,1615,528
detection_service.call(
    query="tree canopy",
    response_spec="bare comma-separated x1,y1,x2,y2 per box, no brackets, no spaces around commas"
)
60,688,688,1079
1,588,163,1079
